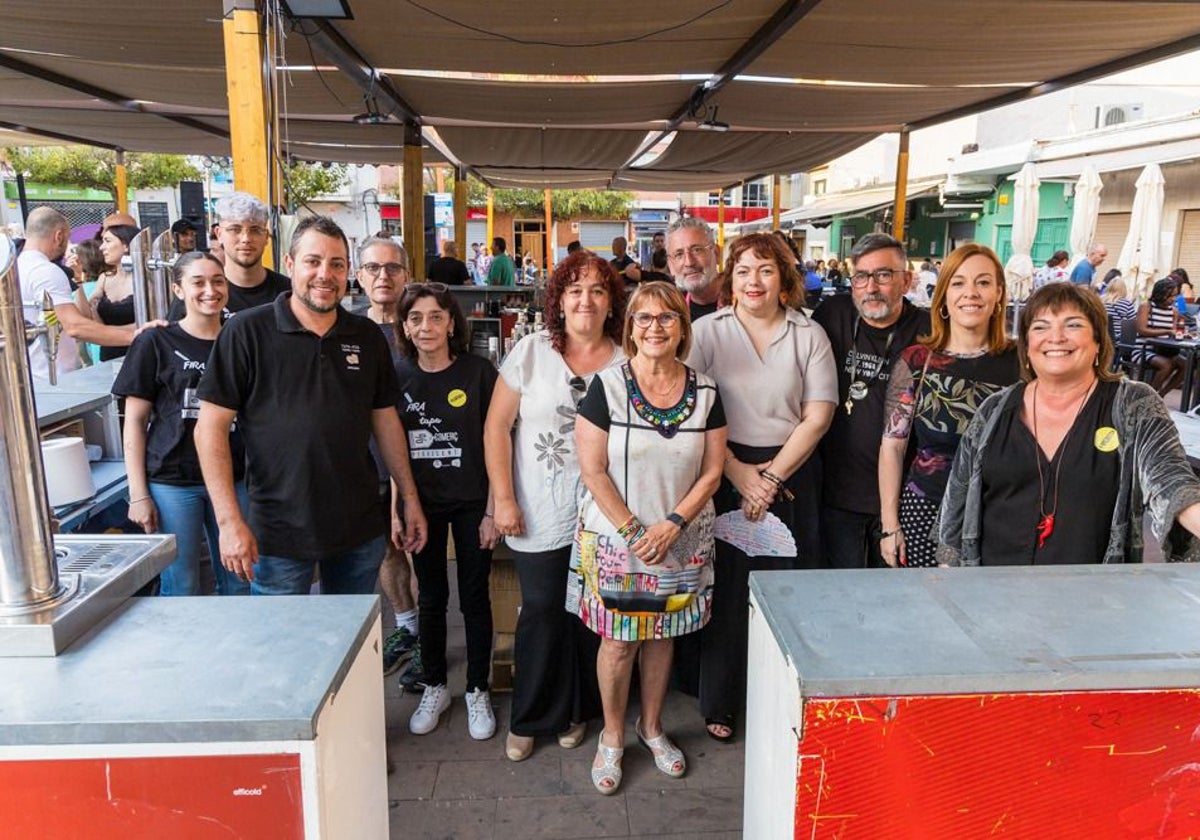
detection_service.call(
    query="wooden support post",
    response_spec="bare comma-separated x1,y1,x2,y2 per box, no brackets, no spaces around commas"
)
892,128,911,244
402,123,424,282
222,3,270,204
114,151,128,214
717,190,726,269
772,173,781,230
486,189,495,251
453,166,468,259
543,188,553,273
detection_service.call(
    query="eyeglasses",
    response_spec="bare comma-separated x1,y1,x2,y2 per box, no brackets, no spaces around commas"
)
668,244,712,263
631,311,683,329
849,268,903,288
569,375,587,410
399,282,448,299
361,262,408,277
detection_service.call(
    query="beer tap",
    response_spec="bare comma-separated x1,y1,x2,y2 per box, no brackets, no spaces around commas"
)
38,292,61,387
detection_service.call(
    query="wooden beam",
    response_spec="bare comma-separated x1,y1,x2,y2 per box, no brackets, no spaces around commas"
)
222,6,270,204
486,189,495,253
402,124,424,282
453,166,468,261
891,129,910,244
772,173,781,230
717,191,726,269
114,151,128,214
543,188,553,274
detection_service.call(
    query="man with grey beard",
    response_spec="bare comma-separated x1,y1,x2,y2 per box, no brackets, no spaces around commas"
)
666,217,721,322
813,233,929,569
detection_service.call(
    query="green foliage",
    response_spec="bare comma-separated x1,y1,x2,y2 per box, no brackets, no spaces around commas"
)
3,146,200,195
285,161,349,208
455,172,632,220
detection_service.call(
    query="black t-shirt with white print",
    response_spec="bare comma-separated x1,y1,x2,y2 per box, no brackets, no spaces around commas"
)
395,352,497,513
112,323,245,485
167,267,291,321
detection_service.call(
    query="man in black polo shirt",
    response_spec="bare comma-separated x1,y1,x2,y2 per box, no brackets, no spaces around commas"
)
813,232,930,569
195,215,427,595
168,192,291,320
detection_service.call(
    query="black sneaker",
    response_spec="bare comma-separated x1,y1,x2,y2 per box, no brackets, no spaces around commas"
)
381,627,417,675
399,642,426,694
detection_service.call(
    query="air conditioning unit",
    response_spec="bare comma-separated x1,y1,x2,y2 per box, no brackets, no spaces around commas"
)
1095,103,1143,128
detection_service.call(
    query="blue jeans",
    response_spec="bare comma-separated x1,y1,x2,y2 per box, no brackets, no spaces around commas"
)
149,481,251,596
251,535,388,596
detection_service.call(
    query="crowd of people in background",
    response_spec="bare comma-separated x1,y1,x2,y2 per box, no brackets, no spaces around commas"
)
14,197,1200,796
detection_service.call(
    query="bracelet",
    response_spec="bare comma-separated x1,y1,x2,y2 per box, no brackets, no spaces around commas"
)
129,495,151,504
666,512,687,529
483,512,494,518
760,469,785,486
401,492,418,501
880,528,903,540
616,516,643,540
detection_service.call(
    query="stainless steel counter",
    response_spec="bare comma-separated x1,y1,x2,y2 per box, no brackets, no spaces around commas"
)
749,564,1200,697
0,594,380,745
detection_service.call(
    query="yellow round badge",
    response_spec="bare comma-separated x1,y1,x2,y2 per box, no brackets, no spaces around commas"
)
447,389,467,408
1094,426,1119,453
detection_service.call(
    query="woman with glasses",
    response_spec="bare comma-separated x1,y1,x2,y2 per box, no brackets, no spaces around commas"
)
113,252,249,595
688,232,838,741
572,282,725,793
393,282,500,741
485,250,627,762
877,244,1019,568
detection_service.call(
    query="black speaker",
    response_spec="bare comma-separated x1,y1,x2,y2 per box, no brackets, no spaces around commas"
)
423,194,437,274
179,180,208,250
180,181,205,220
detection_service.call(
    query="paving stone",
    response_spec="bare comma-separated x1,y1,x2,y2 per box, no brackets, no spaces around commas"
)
624,786,743,836
434,756,569,799
388,798,497,840
387,759,438,800
493,793,630,839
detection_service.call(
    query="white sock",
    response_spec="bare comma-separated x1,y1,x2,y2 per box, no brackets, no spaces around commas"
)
395,609,419,635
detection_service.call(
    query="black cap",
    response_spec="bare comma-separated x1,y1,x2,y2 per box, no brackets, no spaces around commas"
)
171,219,197,235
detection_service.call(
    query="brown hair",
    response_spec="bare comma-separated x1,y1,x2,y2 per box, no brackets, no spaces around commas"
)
922,243,1012,355
543,250,626,353
622,281,692,360
395,283,471,359
719,233,803,309
1017,283,1120,383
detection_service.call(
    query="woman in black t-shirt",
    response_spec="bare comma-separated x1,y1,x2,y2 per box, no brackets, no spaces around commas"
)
878,244,1019,567
394,283,500,741
113,252,249,596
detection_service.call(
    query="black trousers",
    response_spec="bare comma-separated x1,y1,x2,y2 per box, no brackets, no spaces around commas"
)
413,503,493,691
820,505,886,569
508,545,601,736
698,443,821,723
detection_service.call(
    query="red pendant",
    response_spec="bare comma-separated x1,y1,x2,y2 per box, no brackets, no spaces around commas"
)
1036,514,1055,548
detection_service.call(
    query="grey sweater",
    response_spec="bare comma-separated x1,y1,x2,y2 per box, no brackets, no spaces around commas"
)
937,378,1200,565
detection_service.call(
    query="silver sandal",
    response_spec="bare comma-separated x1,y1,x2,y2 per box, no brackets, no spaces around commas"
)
590,731,624,795
636,717,686,778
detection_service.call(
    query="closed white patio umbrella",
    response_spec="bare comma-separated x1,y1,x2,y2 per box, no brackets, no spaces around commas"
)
1068,164,1104,269
1117,163,1166,298
1004,162,1040,302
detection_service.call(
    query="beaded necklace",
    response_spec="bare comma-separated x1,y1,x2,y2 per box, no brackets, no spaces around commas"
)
625,362,696,439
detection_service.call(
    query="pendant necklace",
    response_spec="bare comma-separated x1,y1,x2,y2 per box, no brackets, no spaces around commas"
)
1031,378,1096,548
844,315,896,416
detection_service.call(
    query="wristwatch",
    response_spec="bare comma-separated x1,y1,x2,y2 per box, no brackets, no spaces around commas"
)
666,512,688,529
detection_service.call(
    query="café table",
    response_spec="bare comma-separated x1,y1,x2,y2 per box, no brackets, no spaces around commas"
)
1142,335,1200,410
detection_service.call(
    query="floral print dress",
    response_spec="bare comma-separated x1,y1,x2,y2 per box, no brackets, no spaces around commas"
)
882,344,1020,566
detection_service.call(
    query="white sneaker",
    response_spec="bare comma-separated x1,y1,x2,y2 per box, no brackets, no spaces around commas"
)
409,684,450,735
464,688,496,740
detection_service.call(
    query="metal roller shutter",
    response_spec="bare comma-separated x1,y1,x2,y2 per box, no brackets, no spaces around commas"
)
1175,210,1200,275
579,221,627,258
1091,212,1130,277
